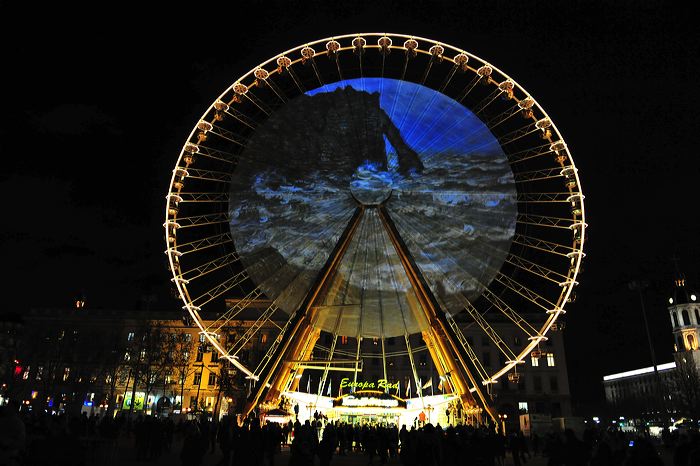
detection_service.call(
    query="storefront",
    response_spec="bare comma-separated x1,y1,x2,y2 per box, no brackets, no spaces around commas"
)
283,389,458,427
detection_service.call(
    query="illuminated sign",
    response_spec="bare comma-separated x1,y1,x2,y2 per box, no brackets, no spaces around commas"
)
339,378,399,391
122,392,145,411
333,390,407,409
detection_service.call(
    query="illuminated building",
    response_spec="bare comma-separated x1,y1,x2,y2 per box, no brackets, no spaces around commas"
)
602,275,700,419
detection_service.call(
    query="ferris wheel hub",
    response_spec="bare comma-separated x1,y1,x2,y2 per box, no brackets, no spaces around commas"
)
349,162,395,206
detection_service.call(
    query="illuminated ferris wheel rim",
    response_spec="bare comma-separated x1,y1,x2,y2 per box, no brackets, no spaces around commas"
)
164,32,586,385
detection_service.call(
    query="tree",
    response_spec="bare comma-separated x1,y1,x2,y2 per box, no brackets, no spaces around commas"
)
170,332,196,413
673,352,700,419
124,321,171,415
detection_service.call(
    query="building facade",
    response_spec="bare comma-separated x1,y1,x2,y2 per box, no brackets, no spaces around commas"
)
602,276,700,420
4,299,573,427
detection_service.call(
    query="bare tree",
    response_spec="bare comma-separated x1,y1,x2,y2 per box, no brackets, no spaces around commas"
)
673,352,700,419
170,332,196,413
124,321,171,415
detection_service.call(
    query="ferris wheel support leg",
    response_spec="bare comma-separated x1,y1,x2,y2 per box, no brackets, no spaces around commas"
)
378,206,498,425
242,207,364,420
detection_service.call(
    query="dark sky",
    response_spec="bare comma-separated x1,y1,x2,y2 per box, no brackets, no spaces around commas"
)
2,1,699,412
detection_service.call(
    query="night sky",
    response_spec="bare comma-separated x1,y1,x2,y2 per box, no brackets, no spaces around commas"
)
3,1,699,413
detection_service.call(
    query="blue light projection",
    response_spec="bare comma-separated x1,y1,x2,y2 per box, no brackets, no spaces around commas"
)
228,78,516,333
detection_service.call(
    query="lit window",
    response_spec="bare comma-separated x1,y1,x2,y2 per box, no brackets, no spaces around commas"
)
531,356,539,367
63,367,71,381
193,373,201,385
518,402,528,413
373,338,379,345
22,366,30,380
185,334,192,342
199,333,206,343
547,353,555,367
341,336,348,345
261,333,268,344
208,373,217,386
106,375,112,384
36,366,44,381
127,332,135,341
165,374,172,384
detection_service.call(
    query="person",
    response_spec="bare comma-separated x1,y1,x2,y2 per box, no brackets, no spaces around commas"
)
0,404,26,466
317,423,337,466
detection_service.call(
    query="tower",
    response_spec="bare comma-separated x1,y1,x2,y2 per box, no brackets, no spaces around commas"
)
668,274,700,355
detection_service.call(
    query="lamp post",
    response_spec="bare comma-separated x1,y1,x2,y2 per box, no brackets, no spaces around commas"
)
628,280,667,427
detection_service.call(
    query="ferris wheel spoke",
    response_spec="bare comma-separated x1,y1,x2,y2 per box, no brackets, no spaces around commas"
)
181,168,231,184
182,143,237,165
176,251,241,283
455,73,482,103
445,315,491,383
517,192,576,204
221,106,259,130
512,233,578,257
472,87,503,116
257,74,289,105
506,141,565,164
174,211,229,229
176,192,229,204
514,166,575,184
189,269,251,309
391,207,542,340
455,294,519,362
504,254,570,285
201,122,249,147
484,102,522,131
480,287,539,337
516,212,576,230
225,296,278,356
206,288,265,335
171,232,232,256
493,272,560,313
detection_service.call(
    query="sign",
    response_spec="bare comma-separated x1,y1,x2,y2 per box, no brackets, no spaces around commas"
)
333,390,407,409
339,377,399,391
122,392,145,411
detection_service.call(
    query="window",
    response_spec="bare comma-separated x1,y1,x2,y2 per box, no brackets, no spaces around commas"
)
550,376,559,392
165,373,172,384
193,373,202,385
208,373,217,386
682,310,691,326
196,351,203,362
63,367,71,381
534,375,542,392
518,402,528,413
547,353,555,367
695,308,700,324
514,336,521,346
199,333,206,343
211,351,219,363
36,366,44,381
261,333,268,344
190,396,198,410
185,333,192,342
205,396,215,409
531,356,539,367
373,338,379,345
483,352,491,367
183,350,189,360
124,351,131,362
341,336,348,345
673,312,679,328
22,366,30,380
127,332,135,341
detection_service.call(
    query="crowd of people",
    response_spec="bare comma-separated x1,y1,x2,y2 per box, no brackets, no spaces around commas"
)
6,401,700,466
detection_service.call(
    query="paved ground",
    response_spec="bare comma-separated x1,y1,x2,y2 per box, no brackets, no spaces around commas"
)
89,438,553,466
81,436,677,466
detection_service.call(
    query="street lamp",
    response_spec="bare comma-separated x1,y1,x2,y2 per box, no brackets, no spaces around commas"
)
628,280,668,427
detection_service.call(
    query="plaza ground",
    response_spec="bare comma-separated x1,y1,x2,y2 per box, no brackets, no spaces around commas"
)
81,436,676,466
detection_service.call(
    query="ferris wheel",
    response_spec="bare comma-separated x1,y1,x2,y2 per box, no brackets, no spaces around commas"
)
164,33,586,420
